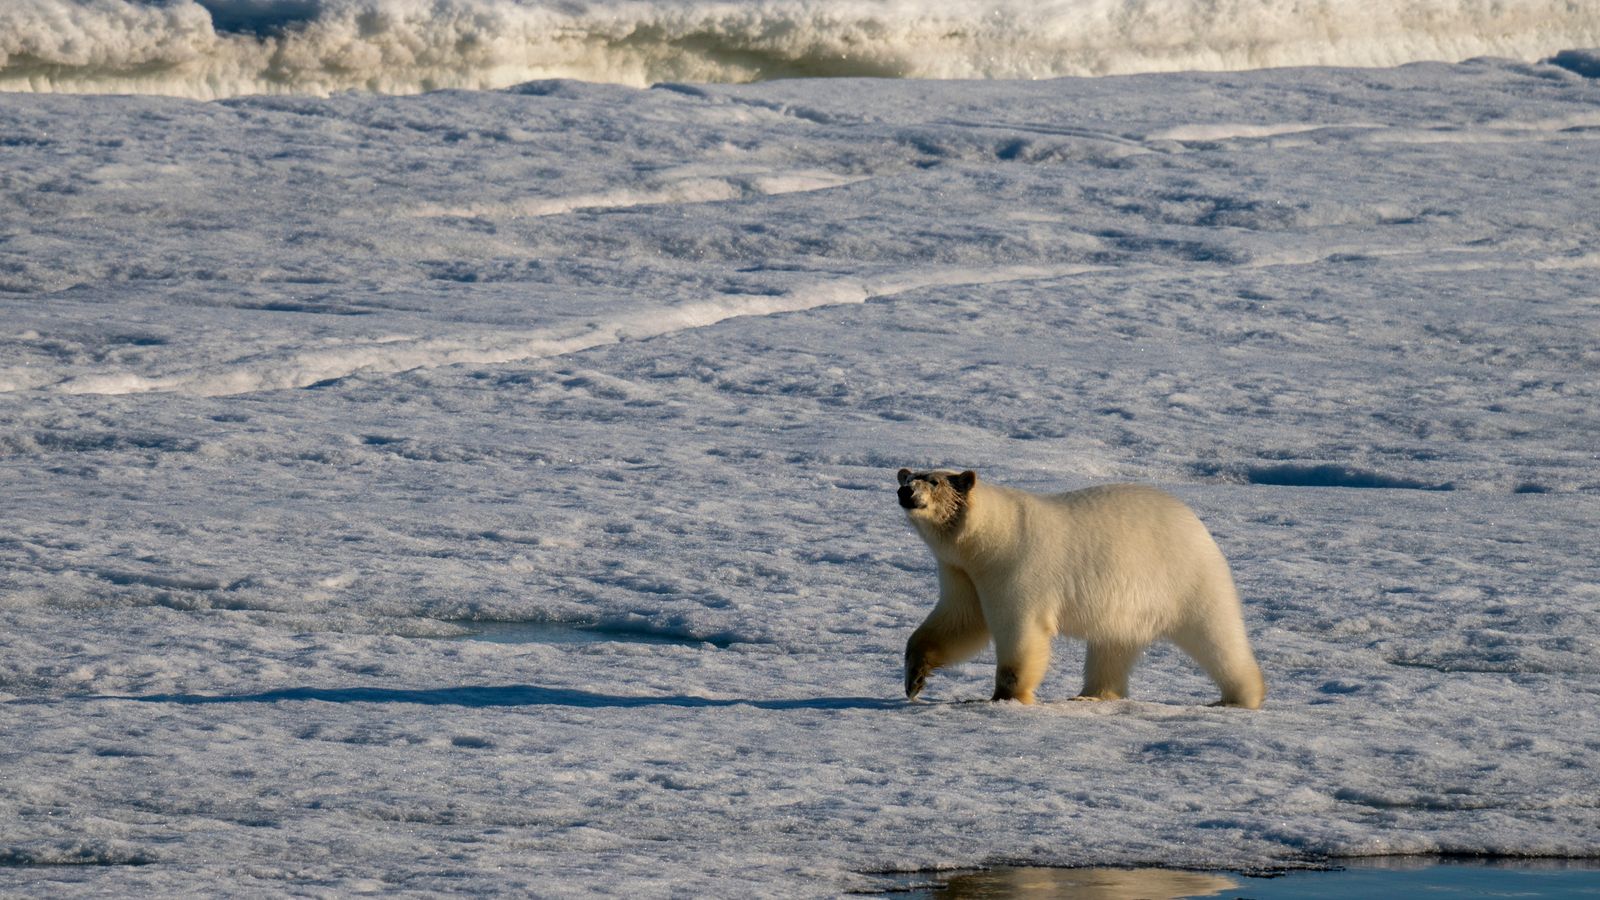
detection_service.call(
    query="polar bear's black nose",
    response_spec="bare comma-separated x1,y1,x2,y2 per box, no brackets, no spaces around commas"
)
898,485,918,508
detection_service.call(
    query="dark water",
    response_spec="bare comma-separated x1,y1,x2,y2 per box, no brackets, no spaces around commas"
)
444,620,730,648
882,859,1600,899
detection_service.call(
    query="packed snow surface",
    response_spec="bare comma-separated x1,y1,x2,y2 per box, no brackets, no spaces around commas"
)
3,54,1600,895
3,0,1600,97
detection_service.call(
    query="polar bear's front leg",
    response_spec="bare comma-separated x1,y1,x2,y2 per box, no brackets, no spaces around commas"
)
1076,642,1142,701
905,565,989,699
990,622,1051,704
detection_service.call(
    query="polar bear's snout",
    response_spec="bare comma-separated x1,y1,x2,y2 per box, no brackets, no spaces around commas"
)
895,468,976,525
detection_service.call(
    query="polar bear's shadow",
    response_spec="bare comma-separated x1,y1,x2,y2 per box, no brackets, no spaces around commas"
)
110,685,906,711
107,685,1222,712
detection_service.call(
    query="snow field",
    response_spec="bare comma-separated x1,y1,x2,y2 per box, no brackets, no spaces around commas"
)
2,56,1599,895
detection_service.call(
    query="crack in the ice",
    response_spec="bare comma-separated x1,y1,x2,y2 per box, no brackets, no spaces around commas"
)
42,265,1090,398
1196,462,1454,492
412,169,871,219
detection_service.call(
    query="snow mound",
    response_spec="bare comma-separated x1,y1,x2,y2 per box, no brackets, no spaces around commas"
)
1,0,1597,97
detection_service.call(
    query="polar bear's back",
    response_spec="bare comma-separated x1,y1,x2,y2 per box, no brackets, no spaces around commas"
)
998,482,1239,643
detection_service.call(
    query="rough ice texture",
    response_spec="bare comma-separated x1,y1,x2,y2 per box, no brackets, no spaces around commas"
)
2,57,1599,895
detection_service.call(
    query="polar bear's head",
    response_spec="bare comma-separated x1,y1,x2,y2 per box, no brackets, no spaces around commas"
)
897,468,977,528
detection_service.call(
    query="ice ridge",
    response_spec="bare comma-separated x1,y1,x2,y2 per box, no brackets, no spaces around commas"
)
2,0,1597,98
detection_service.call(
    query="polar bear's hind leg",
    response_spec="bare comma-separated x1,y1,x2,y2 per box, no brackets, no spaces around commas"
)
1171,617,1266,709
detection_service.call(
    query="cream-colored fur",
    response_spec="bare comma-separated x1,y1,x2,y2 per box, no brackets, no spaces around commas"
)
898,468,1265,708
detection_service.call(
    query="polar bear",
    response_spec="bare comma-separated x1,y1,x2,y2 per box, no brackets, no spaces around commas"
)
897,468,1265,708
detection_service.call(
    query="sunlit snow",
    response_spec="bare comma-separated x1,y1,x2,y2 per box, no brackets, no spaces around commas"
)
2,44,1598,897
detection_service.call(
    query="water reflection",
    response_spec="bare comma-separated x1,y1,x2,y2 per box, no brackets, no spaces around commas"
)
924,867,1236,899
889,859,1600,899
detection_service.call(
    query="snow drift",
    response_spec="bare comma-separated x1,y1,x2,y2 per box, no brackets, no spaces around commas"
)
2,0,1598,97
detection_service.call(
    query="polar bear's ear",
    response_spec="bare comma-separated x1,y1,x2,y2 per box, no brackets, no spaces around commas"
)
897,468,913,485
952,470,977,493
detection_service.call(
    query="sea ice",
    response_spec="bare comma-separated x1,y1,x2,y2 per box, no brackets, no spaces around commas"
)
1,52,1597,896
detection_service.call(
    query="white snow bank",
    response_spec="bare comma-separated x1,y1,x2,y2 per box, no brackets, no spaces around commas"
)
1,0,1598,97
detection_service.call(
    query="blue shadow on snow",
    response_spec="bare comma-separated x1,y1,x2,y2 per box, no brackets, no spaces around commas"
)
105,685,903,711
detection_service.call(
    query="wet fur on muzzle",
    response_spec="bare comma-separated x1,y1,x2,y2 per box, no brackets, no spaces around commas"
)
896,468,975,529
